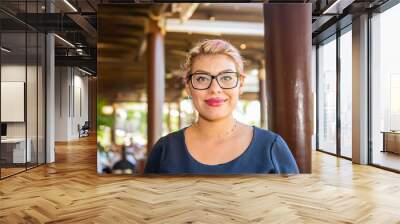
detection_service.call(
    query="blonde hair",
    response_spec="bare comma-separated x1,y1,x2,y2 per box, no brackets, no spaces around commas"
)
182,39,244,78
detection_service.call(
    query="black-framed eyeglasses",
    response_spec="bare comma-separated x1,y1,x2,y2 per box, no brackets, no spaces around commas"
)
187,71,241,90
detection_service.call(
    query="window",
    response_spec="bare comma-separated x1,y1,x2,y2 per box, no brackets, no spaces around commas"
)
317,36,337,154
370,3,400,171
340,28,352,158
0,1,47,179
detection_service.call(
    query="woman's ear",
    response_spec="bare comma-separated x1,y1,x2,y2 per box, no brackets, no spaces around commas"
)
185,78,192,97
186,88,192,98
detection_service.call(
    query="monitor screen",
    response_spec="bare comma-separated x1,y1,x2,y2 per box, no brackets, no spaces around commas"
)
1,123,7,137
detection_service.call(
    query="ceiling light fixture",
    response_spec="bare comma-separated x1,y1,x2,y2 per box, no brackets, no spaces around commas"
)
1,47,11,53
78,67,93,76
63,0,78,12
166,19,264,36
54,34,75,48
322,0,355,14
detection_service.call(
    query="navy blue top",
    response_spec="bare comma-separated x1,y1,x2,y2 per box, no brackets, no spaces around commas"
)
144,126,299,174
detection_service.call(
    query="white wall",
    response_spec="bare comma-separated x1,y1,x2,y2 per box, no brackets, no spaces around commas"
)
55,66,69,141
1,65,26,139
1,63,46,163
55,67,89,141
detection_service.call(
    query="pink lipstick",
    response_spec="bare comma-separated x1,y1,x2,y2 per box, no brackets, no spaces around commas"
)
205,98,226,107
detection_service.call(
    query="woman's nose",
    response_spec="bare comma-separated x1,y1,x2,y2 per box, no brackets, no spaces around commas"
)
208,78,222,93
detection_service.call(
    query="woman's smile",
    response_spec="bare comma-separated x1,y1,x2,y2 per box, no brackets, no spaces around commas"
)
204,98,228,107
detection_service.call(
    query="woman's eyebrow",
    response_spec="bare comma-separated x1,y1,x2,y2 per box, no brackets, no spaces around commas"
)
192,69,209,73
219,69,235,73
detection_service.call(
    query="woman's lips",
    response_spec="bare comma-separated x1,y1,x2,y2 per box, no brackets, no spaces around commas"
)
205,98,227,107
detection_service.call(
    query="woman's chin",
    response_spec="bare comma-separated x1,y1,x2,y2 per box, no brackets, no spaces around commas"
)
199,110,231,121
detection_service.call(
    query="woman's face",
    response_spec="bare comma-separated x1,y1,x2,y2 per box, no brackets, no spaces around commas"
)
186,54,244,121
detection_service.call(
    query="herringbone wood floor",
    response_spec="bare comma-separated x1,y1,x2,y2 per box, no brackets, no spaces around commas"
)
1,135,400,224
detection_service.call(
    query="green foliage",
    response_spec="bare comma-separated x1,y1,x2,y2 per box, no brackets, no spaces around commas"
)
97,98,114,128
139,110,147,138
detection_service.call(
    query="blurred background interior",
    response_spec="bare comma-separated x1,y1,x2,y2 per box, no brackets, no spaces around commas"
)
97,3,266,174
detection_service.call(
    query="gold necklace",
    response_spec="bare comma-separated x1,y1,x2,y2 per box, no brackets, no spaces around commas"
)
194,119,238,139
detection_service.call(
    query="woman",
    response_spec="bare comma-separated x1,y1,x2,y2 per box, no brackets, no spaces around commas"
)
144,39,299,174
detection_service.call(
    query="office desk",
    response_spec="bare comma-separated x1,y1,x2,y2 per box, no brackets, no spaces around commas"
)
382,131,400,154
1,138,31,163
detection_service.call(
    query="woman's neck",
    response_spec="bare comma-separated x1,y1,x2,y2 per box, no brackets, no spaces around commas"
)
192,115,237,140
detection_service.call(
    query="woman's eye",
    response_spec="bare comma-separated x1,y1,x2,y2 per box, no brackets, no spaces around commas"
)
221,75,233,81
196,76,209,82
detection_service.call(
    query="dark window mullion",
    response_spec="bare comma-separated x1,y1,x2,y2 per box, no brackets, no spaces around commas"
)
36,0,39,167
25,0,28,171
367,11,373,165
336,30,341,157
316,44,320,151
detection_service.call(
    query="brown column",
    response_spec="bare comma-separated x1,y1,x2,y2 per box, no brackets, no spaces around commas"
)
263,3,312,173
147,19,165,154
258,60,268,129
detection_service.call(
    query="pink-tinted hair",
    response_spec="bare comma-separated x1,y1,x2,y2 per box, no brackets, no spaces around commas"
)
182,39,245,78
